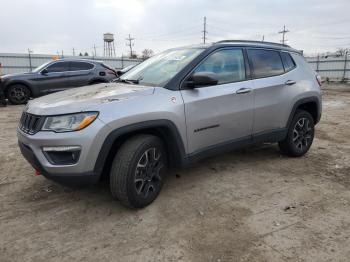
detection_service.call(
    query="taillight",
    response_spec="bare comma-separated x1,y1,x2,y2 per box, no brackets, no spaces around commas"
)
106,69,117,76
316,75,322,87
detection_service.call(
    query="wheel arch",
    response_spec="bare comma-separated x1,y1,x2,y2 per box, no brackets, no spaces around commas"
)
287,97,321,129
94,120,186,181
4,81,34,97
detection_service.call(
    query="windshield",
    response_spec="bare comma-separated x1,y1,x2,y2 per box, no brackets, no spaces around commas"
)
120,48,204,86
32,61,51,73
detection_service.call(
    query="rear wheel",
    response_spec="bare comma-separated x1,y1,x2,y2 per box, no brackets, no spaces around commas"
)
109,135,167,208
279,110,315,157
7,84,30,104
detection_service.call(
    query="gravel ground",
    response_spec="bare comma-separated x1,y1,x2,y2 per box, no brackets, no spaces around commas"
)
0,84,349,262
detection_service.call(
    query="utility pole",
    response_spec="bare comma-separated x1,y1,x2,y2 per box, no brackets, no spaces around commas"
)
126,34,135,58
72,48,75,56
93,44,97,57
61,50,64,58
28,49,33,71
262,35,265,42
202,16,208,44
278,25,289,45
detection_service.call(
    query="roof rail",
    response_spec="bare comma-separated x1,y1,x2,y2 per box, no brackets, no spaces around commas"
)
215,40,290,48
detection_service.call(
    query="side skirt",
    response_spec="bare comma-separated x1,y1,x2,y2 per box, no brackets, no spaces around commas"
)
182,128,287,166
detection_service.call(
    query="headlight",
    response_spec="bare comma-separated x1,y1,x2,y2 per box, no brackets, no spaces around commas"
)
42,112,98,132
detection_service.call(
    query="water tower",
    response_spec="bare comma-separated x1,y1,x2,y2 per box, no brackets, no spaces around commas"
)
103,33,116,57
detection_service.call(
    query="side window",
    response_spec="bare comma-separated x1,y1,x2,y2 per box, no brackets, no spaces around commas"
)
45,62,70,73
70,62,94,71
247,49,284,78
194,49,246,84
280,52,296,72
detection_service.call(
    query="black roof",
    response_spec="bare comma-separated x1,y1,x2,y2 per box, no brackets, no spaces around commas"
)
214,40,300,53
176,40,300,54
54,58,103,63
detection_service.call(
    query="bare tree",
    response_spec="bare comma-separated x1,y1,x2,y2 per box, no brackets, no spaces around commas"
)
142,49,154,59
336,48,350,57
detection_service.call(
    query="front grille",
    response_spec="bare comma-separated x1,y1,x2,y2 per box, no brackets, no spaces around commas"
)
19,112,43,135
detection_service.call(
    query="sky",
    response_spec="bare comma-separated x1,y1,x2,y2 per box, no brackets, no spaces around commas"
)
0,0,349,57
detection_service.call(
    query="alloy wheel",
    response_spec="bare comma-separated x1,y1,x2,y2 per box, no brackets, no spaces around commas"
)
9,86,28,104
134,147,164,199
293,117,312,151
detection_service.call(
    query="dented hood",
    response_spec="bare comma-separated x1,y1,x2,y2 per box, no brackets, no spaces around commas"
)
26,82,155,115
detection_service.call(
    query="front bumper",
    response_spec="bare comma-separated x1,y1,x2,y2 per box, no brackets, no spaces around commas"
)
17,117,112,186
18,141,99,186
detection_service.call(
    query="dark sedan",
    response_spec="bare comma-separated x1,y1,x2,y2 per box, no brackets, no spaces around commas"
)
0,59,118,104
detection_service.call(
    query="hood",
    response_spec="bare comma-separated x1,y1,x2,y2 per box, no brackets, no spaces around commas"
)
26,82,155,115
1,72,36,80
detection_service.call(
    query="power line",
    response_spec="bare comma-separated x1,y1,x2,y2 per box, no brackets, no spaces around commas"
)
278,25,289,45
202,16,208,44
126,34,135,58
138,25,202,41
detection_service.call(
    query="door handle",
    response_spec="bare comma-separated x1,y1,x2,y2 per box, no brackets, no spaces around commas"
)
285,80,296,86
236,88,252,94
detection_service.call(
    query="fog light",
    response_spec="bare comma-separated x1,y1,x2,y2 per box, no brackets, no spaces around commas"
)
42,146,81,152
42,146,81,165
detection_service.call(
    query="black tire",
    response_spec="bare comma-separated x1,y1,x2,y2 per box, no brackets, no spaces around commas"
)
7,84,30,105
110,135,167,208
279,110,315,157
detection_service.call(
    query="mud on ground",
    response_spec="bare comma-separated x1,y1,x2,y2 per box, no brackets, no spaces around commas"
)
0,84,349,262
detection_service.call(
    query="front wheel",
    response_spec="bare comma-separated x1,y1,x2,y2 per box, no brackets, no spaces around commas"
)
7,84,30,104
279,110,315,157
110,135,167,208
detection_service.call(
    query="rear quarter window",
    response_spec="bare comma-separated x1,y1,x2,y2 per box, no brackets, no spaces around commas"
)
280,52,296,72
70,62,94,71
247,49,284,78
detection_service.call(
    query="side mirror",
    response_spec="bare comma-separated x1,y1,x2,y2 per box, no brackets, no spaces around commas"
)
184,72,218,89
41,69,48,75
116,70,124,77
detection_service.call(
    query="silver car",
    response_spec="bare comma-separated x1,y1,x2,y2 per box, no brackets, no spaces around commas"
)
17,40,322,208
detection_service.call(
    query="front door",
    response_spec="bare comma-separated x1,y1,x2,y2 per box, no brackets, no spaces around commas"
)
35,61,71,95
180,48,254,154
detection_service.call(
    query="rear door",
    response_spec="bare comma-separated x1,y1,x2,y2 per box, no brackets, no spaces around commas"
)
247,49,295,134
66,61,95,87
35,61,71,95
181,48,254,154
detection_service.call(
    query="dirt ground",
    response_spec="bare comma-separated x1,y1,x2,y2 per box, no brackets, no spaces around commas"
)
0,84,350,262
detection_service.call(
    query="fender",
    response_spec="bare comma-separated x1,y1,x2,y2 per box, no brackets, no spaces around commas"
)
286,96,321,128
93,119,187,175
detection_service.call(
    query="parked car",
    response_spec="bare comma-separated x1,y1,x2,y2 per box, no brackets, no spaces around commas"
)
17,40,322,208
116,64,137,77
0,59,118,104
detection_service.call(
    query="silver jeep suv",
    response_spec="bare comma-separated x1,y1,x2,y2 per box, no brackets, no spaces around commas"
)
17,40,322,208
